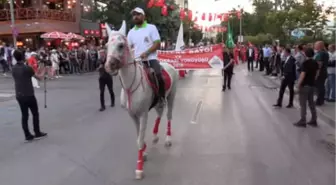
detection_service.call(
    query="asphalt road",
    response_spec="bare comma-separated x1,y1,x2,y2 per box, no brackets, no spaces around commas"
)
0,64,334,185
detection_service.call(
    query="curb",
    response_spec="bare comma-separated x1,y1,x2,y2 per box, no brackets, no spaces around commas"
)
263,75,335,128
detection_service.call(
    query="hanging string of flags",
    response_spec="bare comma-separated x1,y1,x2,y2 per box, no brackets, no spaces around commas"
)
146,0,242,32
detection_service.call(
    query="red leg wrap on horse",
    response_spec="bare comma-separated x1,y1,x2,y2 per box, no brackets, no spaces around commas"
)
137,149,144,171
167,120,171,136
153,117,161,134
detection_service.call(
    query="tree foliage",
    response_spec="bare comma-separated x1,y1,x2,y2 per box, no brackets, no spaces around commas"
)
95,0,202,44
215,0,335,45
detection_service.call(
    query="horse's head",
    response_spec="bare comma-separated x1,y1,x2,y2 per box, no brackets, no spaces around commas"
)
105,21,130,76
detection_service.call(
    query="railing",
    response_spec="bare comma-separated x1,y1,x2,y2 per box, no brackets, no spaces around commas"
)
0,8,76,22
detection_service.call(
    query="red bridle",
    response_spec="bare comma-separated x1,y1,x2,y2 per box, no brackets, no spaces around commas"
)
106,33,145,112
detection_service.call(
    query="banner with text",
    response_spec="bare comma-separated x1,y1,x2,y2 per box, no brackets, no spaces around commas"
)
158,44,223,69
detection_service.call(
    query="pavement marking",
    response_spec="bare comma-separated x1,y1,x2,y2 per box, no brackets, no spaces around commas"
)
0,93,14,98
190,100,203,124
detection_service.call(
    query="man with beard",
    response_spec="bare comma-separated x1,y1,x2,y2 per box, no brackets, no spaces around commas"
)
127,7,165,107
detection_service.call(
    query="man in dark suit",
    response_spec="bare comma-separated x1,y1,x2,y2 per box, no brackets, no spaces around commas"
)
258,46,264,71
273,48,296,108
246,45,255,71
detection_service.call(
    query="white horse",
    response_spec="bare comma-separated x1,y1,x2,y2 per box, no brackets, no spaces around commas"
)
104,21,179,180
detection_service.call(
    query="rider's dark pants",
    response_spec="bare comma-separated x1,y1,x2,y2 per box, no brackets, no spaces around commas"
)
147,60,165,98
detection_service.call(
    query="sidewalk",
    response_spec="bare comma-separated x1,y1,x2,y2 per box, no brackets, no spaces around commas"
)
263,74,335,127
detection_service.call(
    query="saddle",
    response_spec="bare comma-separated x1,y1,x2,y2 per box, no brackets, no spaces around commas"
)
141,61,171,110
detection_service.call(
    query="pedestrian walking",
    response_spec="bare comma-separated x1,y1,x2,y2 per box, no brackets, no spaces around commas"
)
97,50,115,111
0,45,9,76
294,48,319,127
11,49,47,141
222,48,234,91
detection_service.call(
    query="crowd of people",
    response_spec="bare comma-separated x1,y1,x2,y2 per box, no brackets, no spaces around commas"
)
0,44,106,80
237,41,335,127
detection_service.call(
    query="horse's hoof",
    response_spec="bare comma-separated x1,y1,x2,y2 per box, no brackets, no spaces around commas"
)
135,170,144,180
165,136,172,147
165,141,172,147
143,152,148,161
152,135,159,144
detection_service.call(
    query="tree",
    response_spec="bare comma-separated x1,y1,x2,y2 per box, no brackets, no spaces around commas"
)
95,0,200,44
215,0,335,45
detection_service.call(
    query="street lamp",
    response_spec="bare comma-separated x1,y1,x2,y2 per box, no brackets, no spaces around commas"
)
9,0,17,48
238,5,242,43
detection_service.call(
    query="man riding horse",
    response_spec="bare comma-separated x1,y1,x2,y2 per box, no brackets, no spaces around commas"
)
104,9,179,179
127,7,166,106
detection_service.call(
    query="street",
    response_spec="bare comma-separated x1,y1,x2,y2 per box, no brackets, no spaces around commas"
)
0,64,334,185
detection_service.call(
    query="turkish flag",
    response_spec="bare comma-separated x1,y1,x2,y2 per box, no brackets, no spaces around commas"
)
147,0,155,8
201,13,205,20
223,13,229,22
179,8,185,20
217,13,223,20
188,10,193,21
208,13,212,21
236,10,241,19
154,0,165,7
161,5,168,16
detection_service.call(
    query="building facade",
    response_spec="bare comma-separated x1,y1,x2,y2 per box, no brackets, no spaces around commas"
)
0,0,102,49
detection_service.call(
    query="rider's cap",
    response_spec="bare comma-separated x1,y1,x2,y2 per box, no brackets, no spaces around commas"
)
131,7,145,15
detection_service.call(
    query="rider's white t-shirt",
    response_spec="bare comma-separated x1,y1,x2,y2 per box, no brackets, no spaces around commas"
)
127,21,160,60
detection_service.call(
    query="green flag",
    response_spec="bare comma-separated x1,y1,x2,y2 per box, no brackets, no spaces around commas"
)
225,21,235,48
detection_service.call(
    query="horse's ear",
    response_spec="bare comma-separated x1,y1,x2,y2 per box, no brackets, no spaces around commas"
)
105,23,113,37
118,20,126,36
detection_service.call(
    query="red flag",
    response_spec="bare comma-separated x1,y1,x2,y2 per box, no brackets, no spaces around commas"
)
179,8,185,20
193,11,198,22
147,0,155,8
154,0,165,7
213,13,217,21
205,27,208,32
236,10,241,19
222,26,227,32
188,10,193,21
208,13,212,21
169,4,175,10
223,13,229,22
201,13,205,20
161,5,168,16
217,13,223,20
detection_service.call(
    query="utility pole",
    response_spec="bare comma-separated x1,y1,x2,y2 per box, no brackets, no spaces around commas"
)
238,5,242,44
9,0,17,48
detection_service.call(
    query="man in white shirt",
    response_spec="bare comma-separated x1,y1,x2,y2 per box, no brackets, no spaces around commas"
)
127,7,165,105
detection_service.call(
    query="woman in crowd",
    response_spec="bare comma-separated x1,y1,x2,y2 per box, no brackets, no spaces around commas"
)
326,44,336,102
